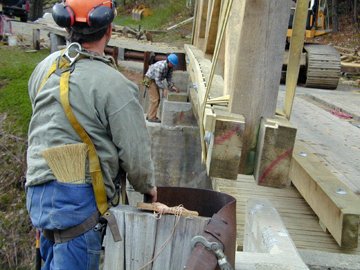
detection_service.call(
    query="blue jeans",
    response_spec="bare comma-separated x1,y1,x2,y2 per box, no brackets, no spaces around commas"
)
26,180,102,270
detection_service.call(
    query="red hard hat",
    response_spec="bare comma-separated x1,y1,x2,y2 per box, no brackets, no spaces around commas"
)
52,0,115,28
66,0,113,23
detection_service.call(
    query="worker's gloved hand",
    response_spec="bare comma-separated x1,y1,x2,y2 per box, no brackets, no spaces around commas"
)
142,78,150,88
170,86,179,93
144,186,157,203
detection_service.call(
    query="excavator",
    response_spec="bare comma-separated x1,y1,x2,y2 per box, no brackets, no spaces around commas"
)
284,0,341,89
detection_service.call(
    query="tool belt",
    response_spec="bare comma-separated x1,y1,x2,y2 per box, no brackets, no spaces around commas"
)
43,211,100,244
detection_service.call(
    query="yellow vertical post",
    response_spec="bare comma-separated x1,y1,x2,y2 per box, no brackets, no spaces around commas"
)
284,0,309,119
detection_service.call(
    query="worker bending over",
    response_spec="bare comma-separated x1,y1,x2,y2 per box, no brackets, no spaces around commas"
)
25,0,157,269
144,53,179,123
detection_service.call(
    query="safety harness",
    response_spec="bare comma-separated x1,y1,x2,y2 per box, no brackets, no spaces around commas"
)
37,43,123,243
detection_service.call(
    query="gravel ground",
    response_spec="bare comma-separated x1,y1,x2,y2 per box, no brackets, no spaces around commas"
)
8,20,52,48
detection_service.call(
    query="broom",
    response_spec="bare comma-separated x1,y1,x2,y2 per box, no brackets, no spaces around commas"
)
41,143,88,184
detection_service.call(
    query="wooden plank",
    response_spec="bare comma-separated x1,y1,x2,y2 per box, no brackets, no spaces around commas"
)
193,0,208,47
223,0,243,96
151,216,175,269
290,141,360,249
185,44,207,118
226,0,291,174
152,215,210,269
185,44,226,126
276,91,360,194
213,176,360,255
103,205,210,270
204,0,221,54
32,28,40,50
204,106,216,132
124,211,157,270
254,116,297,188
103,209,126,270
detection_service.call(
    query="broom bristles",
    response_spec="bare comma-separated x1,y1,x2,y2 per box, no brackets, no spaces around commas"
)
42,143,88,184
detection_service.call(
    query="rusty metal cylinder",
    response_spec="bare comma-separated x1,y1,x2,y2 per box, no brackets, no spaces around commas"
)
157,187,236,270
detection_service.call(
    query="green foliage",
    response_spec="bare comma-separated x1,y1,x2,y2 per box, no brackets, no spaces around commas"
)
0,46,49,135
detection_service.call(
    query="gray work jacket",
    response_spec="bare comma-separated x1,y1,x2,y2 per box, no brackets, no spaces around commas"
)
26,50,155,199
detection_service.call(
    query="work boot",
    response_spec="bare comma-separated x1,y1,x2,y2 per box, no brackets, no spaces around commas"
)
146,117,161,123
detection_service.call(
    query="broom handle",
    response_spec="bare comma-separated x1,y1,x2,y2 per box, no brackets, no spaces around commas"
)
35,230,41,270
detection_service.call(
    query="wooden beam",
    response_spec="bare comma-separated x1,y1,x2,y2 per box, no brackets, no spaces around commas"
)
254,116,297,188
32,29,40,50
290,141,360,249
243,198,309,269
185,44,226,126
206,110,245,179
204,0,221,54
226,0,292,174
203,106,216,132
223,0,244,96
193,0,209,48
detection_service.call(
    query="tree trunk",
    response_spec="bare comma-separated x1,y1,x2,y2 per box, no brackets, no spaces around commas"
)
332,0,339,32
29,0,43,21
354,0,358,23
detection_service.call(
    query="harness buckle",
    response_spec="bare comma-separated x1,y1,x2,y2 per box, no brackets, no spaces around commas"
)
54,43,82,76
63,42,82,66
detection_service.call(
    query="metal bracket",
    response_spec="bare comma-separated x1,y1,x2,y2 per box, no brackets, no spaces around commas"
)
191,235,233,270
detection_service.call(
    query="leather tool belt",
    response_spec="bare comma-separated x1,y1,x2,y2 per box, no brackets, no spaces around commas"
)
43,211,100,244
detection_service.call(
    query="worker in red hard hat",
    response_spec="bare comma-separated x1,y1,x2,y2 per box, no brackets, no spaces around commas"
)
143,53,179,123
25,0,157,269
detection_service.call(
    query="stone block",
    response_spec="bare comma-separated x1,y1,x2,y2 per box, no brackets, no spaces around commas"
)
161,100,197,127
167,92,188,102
147,124,211,189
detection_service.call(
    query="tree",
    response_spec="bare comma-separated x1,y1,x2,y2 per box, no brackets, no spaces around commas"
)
353,0,358,23
331,0,339,32
29,0,43,21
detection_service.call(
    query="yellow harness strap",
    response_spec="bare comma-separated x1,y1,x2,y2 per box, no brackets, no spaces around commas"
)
59,69,108,214
37,54,67,94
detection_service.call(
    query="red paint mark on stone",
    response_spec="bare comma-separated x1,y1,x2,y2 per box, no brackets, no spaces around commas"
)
214,126,241,144
259,148,293,184
179,111,185,122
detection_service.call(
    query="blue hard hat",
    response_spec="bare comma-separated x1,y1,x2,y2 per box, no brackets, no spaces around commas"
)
167,53,179,66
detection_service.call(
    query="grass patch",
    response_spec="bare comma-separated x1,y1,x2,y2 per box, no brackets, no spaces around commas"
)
0,45,48,270
114,0,191,30
0,46,49,134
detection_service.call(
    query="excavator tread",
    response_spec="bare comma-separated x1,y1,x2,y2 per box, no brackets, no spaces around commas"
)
304,44,341,89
